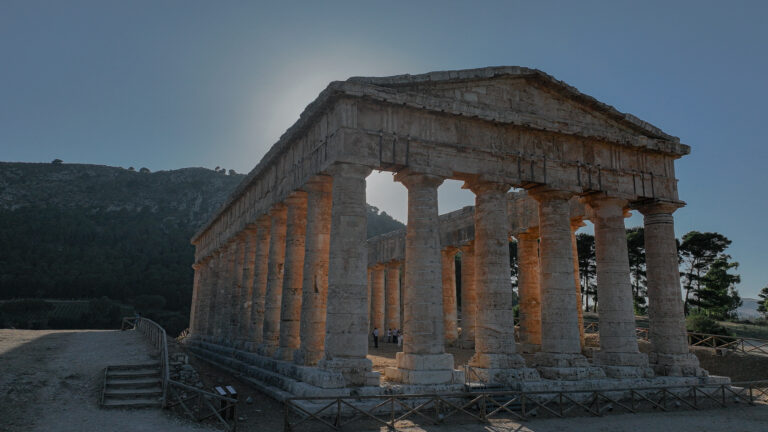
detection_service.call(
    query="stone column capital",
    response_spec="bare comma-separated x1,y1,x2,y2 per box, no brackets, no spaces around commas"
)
255,214,271,229
458,241,475,253
268,202,287,216
192,263,202,270
284,190,309,207
304,174,333,192
325,162,372,179
632,199,685,216
570,217,586,231
515,228,540,240
463,178,511,195
527,186,574,203
371,263,386,271
385,260,402,270
442,246,459,257
582,193,628,211
394,169,444,189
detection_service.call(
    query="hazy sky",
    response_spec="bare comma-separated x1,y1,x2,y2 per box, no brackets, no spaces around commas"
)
2,1,767,298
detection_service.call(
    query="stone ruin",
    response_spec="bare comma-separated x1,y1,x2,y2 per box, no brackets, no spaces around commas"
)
184,66,725,397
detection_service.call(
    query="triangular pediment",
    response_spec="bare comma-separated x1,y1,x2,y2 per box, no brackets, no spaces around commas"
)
348,66,682,148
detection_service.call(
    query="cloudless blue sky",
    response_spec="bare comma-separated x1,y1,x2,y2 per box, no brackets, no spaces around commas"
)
2,1,766,298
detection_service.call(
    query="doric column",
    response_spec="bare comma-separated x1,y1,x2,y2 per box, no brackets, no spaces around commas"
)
517,230,541,349
636,200,704,376
458,242,477,348
385,261,402,334
587,196,651,377
246,215,271,351
570,219,586,348
204,255,220,341
467,179,535,384
217,242,237,344
189,262,202,337
530,188,603,379
367,268,373,332
441,247,459,346
276,191,308,361
371,264,386,334
258,203,288,356
295,175,333,366
237,227,258,347
229,233,247,347
385,171,459,385
319,163,377,386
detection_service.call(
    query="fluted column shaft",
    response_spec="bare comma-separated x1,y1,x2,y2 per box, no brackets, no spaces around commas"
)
247,215,271,349
371,264,386,333
204,256,220,340
385,171,457,385
238,228,258,345
189,263,202,336
296,176,332,366
517,231,541,347
468,180,524,370
459,243,477,348
230,234,247,346
589,197,648,372
277,192,308,361
319,163,374,386
259,204,288,356
385,261,401,333
217,242,236,344
441,248,459,345
637,201,702,376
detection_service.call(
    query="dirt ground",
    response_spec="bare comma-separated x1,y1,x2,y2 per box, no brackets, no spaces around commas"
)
2,329,768,432
0,329,215,432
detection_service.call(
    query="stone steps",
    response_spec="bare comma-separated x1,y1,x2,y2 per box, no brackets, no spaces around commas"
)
101,363,163,409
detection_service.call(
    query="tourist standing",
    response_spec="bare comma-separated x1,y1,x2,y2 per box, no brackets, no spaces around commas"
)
372,327,379,348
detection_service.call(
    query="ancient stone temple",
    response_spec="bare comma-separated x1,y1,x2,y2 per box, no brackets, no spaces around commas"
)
186,66,719,397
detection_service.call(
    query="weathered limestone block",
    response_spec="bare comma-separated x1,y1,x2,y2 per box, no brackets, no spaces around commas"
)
188,263,202,337
458,242,477,349
530,188,604,380
385,171,460,385
636,200,705,377
216,242,236,345
237,228,258,347
586,195,651,378
467,180,536,384
295,176,332,366
319,163,377,386
258,204,288,357
371,264,386,334
203,256,220,341
276,191,308,361
385,261,401,333
441,247,459,346
246,215,271,351
517,230,541,350
229,234,247,347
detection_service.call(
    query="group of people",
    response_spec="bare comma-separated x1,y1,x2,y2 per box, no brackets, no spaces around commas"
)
371,327,403,348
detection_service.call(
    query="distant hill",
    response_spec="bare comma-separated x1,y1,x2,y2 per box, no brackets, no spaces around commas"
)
0,161,404,331
737,298,762,319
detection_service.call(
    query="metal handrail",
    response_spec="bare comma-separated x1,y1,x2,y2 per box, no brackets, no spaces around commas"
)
283,380,768,431
127,316,171,406
582,320,768,355
122,316,237,430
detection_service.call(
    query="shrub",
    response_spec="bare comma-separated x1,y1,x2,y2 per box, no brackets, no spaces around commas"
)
686,312,728,335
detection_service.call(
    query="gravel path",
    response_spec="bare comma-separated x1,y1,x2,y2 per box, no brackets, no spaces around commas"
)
0,329,215,432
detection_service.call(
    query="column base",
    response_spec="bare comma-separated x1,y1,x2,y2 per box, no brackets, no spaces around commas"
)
465,366,540,385
517,342,541,354
256,343,278,357
384,352,462,385
469,352,527,369
533,352,606,380
293,348,324,366
649,352,707,377
274,347,298,362
318,357,378,386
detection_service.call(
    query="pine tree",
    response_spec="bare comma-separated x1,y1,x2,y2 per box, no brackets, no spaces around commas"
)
757,285,768,318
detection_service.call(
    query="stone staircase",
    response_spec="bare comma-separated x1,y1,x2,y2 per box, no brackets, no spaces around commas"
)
101,363,163,408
